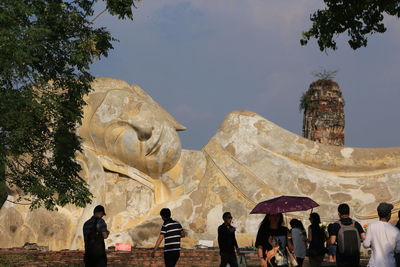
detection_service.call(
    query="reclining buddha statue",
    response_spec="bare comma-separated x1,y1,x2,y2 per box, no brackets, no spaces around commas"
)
0,77,399,250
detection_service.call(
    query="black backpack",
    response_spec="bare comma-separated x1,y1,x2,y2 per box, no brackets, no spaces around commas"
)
336,219,360,256
84,217,105,257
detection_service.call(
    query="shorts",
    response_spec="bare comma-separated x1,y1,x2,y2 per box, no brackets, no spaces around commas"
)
327,245,337,256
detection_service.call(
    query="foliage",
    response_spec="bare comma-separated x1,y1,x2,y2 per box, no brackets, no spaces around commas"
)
0,0,140,210
312,69,338,80
299,92,311,112
301,0,400,50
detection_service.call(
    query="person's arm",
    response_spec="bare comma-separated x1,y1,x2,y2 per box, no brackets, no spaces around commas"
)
234,234,240,255
328,235,336,246
97,219,109,239
360,232,366,241
179,223,185,237
395,231,400,253
362,227,371,248
217,226,223,248
355,221,366,241
287,231,294,252
234,231,239,250
327,223,338,246
307,226,312,243
102,231,109,239
257,245,267,267
151,234,164,257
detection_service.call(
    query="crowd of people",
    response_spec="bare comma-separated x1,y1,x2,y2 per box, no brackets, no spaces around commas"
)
251,203,400,267
82,202,400,267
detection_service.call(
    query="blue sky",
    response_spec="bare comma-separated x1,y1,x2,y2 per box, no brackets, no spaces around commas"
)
92,0,400,149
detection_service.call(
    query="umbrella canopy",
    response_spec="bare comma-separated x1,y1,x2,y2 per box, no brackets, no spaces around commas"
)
250,195,319,214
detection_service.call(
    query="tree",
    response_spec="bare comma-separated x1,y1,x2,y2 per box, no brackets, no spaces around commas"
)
0,0,140,210
301,0,400,50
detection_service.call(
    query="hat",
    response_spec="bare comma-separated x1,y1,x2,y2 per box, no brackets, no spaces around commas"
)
93,205,106,215
377,202,393,218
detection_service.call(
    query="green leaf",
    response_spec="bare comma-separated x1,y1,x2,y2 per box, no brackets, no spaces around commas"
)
0,0,141,210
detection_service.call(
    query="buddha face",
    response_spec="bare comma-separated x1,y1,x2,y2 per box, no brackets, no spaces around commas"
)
80,78,185,178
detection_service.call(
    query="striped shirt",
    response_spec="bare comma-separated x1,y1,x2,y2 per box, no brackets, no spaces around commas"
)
160,219,183,252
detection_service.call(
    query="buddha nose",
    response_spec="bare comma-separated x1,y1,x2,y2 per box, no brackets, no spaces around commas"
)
133,125,153,141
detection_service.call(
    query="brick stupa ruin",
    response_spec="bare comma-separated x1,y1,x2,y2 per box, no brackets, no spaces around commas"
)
301,79,345,146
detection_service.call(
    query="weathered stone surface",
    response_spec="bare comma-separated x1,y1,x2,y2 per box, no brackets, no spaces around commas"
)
0,77,399,250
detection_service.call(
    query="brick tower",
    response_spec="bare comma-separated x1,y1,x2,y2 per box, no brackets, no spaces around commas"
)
300,79,345,146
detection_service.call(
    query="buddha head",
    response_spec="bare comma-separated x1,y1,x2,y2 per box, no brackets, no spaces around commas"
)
79,78,185,178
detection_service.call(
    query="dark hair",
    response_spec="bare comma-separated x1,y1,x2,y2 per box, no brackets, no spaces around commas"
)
338,203,350,215
309,212,321,226
327,223,335,233
378,210,388,218
290,218,305,230
160,208,171,219
223,212,232,219
93,205,106,215
259,213,284,230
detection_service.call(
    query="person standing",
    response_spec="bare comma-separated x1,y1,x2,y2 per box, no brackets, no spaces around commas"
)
83,205,110,267
363,203,400,267
218,212,239,267
328,203,365,267
307,213,326,267
152,208,185,267
289,219,307,267
326,223,337,263
255,213,293,267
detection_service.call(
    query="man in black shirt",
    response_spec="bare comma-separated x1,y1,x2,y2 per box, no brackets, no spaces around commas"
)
83,205,110,267
218,212,239,267
328,203,365,267
396,210,400,231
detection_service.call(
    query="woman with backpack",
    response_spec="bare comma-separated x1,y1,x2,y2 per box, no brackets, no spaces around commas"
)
307,212,326,267
289,219,307,267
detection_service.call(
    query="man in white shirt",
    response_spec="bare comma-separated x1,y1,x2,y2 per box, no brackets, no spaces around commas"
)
363,202,400,267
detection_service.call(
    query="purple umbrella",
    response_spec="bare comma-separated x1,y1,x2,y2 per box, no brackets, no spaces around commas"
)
250,195,319,214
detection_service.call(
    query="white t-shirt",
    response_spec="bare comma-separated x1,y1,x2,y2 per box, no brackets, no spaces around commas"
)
291,228,307,258
363,220,400,267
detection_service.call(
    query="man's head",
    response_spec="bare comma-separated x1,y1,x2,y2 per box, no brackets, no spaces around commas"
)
160,208,171,221
338,203,350,218
222,212,233,224
93,205,106,218
377,202,393,221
